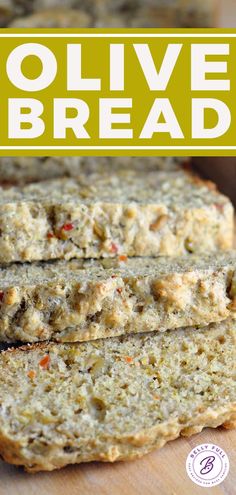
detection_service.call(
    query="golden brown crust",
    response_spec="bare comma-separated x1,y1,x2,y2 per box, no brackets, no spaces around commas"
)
182,166,218,192
0,407,235,473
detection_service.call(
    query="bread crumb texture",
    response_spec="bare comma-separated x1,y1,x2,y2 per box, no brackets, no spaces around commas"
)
0,157,179,185
0,165,233,263
0,1,216,28
0,252,236,342
0,318,235,472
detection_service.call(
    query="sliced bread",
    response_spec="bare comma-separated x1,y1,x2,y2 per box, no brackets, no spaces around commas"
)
0,167,233,263
0,157,180,185
0,252,236,343
0,318,235,472
4,1,217,28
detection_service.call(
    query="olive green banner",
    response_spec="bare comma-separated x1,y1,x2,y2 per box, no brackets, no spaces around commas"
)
0,28,236,155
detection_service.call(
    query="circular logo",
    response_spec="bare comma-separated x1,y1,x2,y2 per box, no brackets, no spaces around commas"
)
186,444,230,487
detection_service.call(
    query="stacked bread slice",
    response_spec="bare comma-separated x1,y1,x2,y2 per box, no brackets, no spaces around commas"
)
0,252,236,343
0,163,233,262
0,0,217,29
0,160,235,472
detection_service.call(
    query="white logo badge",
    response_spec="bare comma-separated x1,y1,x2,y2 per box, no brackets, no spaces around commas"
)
186,443,229,487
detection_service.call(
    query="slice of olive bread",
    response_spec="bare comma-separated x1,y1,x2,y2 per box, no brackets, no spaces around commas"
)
0,318,235,472
0,167,233,263
0,252,236,343
8,7,92,27
2,1,217,28
0,157,180,186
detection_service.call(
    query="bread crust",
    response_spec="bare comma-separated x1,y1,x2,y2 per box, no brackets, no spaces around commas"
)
0,401,235,473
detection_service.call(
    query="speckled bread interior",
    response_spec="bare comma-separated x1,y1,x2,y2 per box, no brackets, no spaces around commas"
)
0,0,217,28
0,318,235,472
0,252,235,343
0,166,233,263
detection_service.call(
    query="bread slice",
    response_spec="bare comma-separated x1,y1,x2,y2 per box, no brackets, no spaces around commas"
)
9,7,92,27
5,1,217,29
93,0,218,28
0,157,179,186
0,318,235,472
0,166,233,263
0,252,236,343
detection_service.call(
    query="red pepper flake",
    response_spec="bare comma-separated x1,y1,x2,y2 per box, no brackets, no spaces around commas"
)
116,288,122,294
125,356,133,364
111,275,117,279
0,291,4,302
27,370,36,380
214,203,224,212
39,354,50,370
110,242,118,254
62,223,74,232
47,232,54,239
119,255,127,262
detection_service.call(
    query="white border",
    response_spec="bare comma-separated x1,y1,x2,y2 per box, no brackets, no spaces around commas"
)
0,32,235,150
1,34,236,38
0,146,236,150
